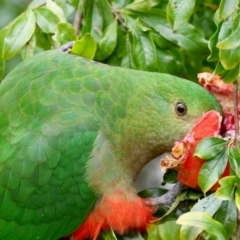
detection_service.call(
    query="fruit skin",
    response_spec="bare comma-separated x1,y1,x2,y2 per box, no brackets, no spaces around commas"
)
176,110,230,190
0,51,222,239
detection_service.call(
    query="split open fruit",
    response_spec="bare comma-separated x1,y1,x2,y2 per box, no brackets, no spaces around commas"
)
160,73,238,190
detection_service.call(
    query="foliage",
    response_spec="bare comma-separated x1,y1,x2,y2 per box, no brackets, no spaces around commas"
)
1,0,240,239
0,0,220,80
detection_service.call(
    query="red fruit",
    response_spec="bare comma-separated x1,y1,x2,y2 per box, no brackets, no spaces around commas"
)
198,72,239,136
161,110,230,190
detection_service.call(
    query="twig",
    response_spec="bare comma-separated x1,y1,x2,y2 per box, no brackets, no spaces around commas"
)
145,182,186,208
58,41,75,52
31,2,46,9
233,80,239,146
73,1,82,36
233,79,240,240
106,0,128,30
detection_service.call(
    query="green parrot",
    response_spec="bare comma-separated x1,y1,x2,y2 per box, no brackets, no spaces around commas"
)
0,50,221,240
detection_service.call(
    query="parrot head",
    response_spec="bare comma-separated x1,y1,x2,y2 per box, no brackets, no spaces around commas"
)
82,68,223,239
95,70,223,180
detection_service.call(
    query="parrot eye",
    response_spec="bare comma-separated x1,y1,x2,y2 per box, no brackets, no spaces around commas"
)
175,101,187,116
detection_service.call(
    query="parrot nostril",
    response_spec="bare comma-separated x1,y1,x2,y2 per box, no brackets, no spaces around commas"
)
175,101,187,116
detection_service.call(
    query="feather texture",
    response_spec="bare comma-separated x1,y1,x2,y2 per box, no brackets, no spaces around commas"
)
73,191,154,240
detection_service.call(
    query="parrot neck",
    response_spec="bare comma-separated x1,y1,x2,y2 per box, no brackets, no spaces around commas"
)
85,132,159,195
76,131,157,239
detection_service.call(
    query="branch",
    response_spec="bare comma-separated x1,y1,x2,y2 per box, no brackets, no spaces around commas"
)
233,79,240,240
233,80,239,145
106,1,128,30
58,41,75,52
145,182,186,208
73,1,82,36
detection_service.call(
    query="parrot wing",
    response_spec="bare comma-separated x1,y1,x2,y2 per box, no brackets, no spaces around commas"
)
0,51,99,239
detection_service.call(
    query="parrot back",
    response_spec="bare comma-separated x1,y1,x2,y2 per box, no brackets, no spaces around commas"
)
0,51,102,239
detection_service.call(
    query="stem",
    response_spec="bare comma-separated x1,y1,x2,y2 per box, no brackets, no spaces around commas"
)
31,2,46,9
145,182,186,207
233,79,240,240
234,212,240,240
106,0,128,30
73,1,82,36
233,80,239,146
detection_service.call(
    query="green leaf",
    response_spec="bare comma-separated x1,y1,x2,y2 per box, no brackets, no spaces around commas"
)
35,26,52,50
132,32,158,71
106,26,127,66
150,32,176,50
148,219,181,240
218,0,238,20
96,20,118,61
46,0,66,22
71,33,97,59
54,23,76,45
126,16,158,71
29,0,45,7
155,191,188,222
98,228,118,240
219,46,240,70
214,9,221,26
217,15,240,70
34,7,60,34
218,15,233,42
81,0,103,41
124,0,160,13
111,0,133,9
190,3,216,39
163,169,178,184
155,48,186,75
194,137,226,160
177,212,228,240
142,15,208,55
213,62,239,83
235,187,240,211
220,64,239,83
55,0,75,18
167,0,195,31
186,190,203,201
0,27,8,79
97,0,115,28
191,193,222,214
214,200,237,238
217,21,240,50
208,21,223,62
198,150,228,193
137,18,152,32
20,34,36,60
215,176,237,200
228,146,240,178
3,9,36,59
121,33,135,69
180,193,222,240
213,62,225,76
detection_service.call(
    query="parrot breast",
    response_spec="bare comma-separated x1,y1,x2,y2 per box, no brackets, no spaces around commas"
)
72,191,155,240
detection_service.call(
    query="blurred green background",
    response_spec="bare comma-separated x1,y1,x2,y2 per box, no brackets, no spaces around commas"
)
0,0,30,74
